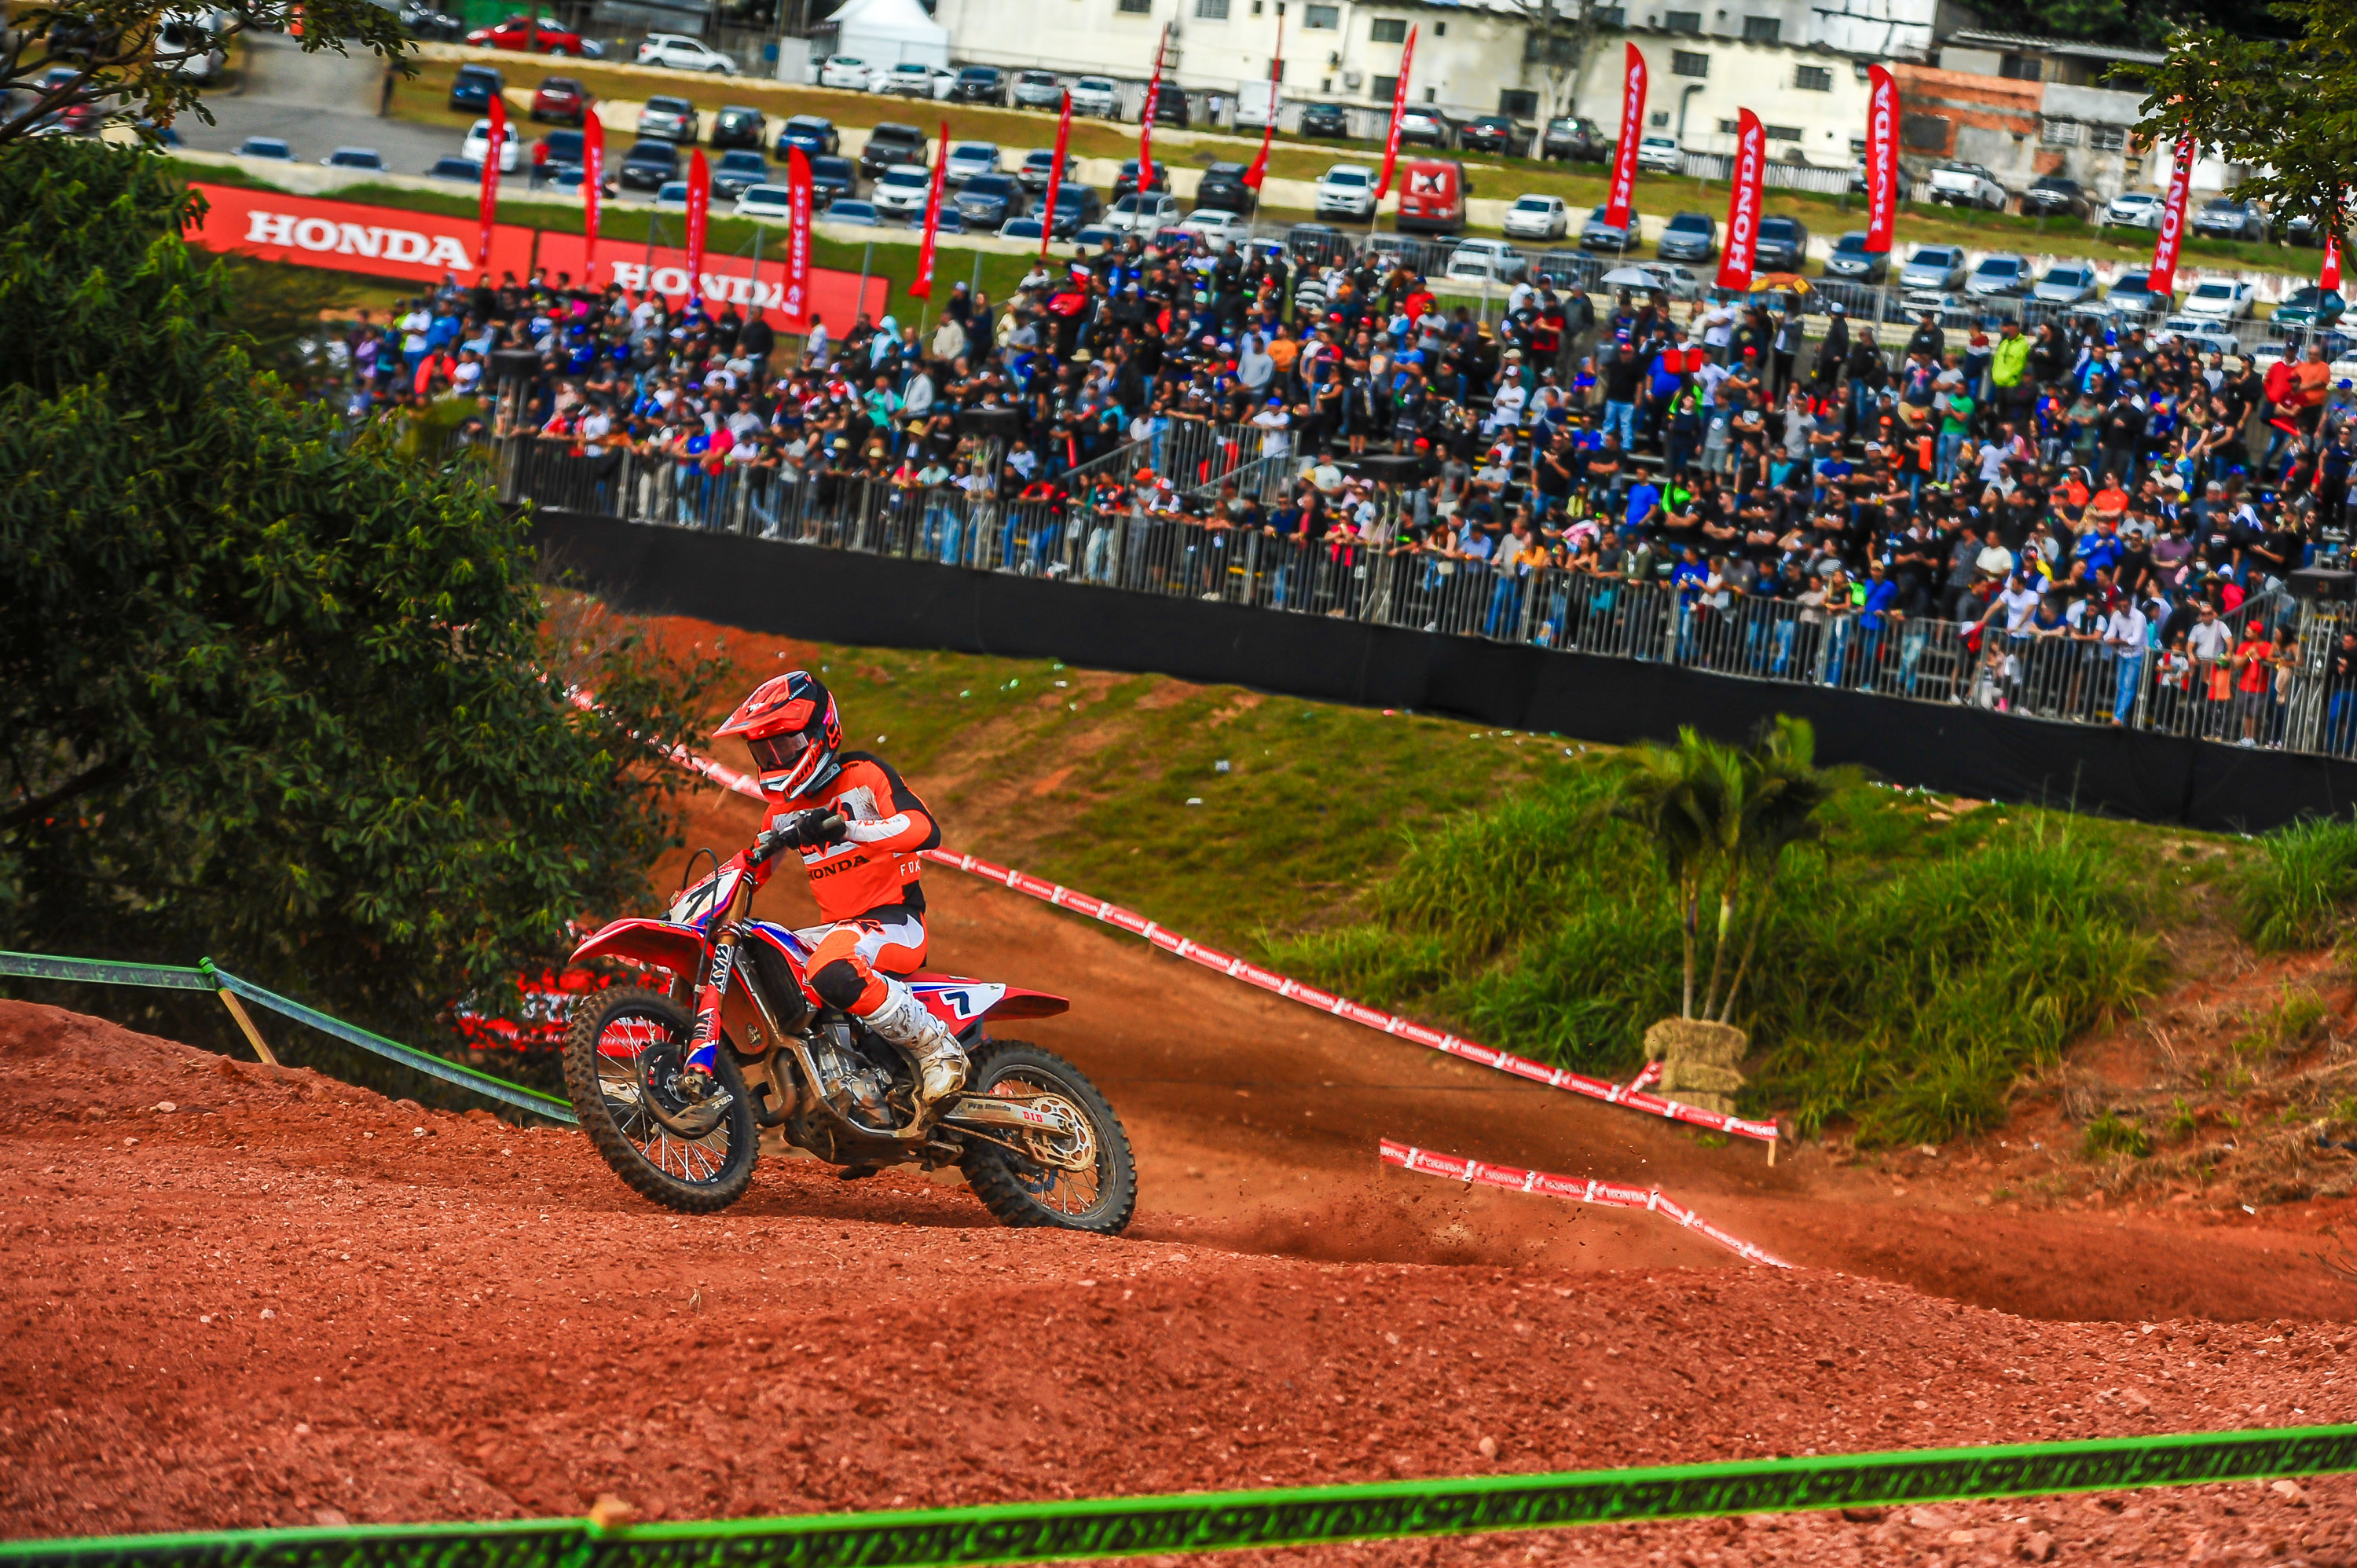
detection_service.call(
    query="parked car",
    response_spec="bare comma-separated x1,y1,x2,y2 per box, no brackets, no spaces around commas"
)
1501,193,1568,241
1193,161,1257,214
955,171,1028,227
1069,75,1119,117
1964,252,2030,299
528,127,583,181
1149,82,1190,126
1754,215,1807,272
1397,107,1452,148
2274,286,2347,329
1614,262,1701,299
2019,174,2091,220
1010,69,1063,110
653,179,693,213
398,2,464,39
736,183,795,222
952,64,1006,104
1444,238,1528,284
237,135,293,159
462,116,520,173
548,164,616,198
1898,244,1967,293
638,32,734,73
2182,277,2257,319
1047,183,1105,236
1110,159,1171,200
1635,136,1683,175
859,123,929,178
824,199,881,226
876,62,952,97
618,139,679,191
2102,190,2164,230
1578,203,1642,254
636,95,699,143
808,153,856,206
1017,148,1077,192
1458,115,1531,157
446,63,502,112
1106,190,1181,236
1299,101,1351,139
1930,162,2007,211
944,141,1000,185
530,76,588,124
2194,194,2269,243
2032,262,2099,305
322,145,385,170
1178,208,1252,247
710,105,767,149
1822,230,1888,282
1655,210,1717,262
778,115,838,156
2103,268,2168,317
871,163,932,220
426,155,482,181
2284,212,2326,247
707,148,768,200
465,14,584,53
1286,222,1351,266
1541,115,1605,162
1314,163,1377,219
817,54,871,90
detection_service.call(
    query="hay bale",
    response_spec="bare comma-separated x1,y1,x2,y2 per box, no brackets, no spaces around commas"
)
1659,1063,1747,1095
1643,1017,1749,1069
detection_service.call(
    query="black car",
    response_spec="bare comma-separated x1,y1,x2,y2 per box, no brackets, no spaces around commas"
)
710,149,769,200
1754,214,1809,272
711,106,768,151
860,122,929,179
2020,175,2091,220
1299,101,1350,139
1286,222,1351,266
1149,83,1190,127
427,155,483,181
1541,115,1604,162
399,1,464,38
955,171,1028,227
618,139,679,192
952,64,1006,104
530,126,585,184
1111,158,1171,200
448,63,503,112
809,153,856,207
1047,184,1105,236
778,115,839,156
1193,161,1257,214
1459,115,1533,157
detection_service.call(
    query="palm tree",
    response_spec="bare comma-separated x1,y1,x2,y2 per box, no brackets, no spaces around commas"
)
1611,727,1739,1020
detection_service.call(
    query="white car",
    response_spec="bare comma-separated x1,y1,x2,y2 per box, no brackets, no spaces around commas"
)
1443,239,1527,284
157,9,225,79
735,183,796,222
461,118,519,174
1634,135,1683,175
2031,262,2099,306
638,33,735,73
1929,161,2007,211
1105,191,1181,236
872,163,932,220
2180,277,2257,320
817,54,871,90
1177,208,1251,247
1069,75,1120,117
2103,191,2163,230
876,61,952,98
1314,163,1376,219
1500,192,1567,241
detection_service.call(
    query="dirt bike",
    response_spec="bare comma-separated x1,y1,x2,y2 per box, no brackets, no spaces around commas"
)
559,816,1136,1232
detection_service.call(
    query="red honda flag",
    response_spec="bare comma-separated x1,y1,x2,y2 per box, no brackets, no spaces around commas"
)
581,106,604,284
684,146,710,301
1375,24,1417,201
1864,64,1898,254
910,119,949,299
2326,224,2344,292
1603,42,1647,230
1244,8,1284,192
784,145,813,322
475,91,504,266
1040,91,1073,256
1716,109,1766,291
1140,24,1167,192
2147,134,2197,301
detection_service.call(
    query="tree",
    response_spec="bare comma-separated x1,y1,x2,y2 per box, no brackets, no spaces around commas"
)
0,0,409,152
0,139,725,1071
1516,0,1601,125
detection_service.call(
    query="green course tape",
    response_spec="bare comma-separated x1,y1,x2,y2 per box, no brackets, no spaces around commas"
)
0,950,576,1126
5,1426,2351,1568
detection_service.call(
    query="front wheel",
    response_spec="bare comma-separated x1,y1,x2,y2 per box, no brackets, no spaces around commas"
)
563,986,757,1214
959,1040,1136,1233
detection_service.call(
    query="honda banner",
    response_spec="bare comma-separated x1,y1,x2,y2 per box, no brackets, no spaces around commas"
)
1041,91,1072,257
581,107,604,284
1864,64,1898,254
911,119,948,299
2327,218,2344,292
476,91,504,268
1716,109,1765,291
1603,43,1648,231
2147,135,2197,300
684,145,709,300
1140,24,1167,192
184,182,881,329
785,147,813,321
1244,9,1283,192
1376,24,1417,200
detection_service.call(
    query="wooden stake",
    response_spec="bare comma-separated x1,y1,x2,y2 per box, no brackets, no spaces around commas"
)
215,988,280,1068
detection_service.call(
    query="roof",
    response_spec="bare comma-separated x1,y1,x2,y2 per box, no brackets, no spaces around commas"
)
1940,28,2166,66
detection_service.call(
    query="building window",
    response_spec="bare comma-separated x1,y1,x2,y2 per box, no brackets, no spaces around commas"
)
1662,9,1701,32
1763,122,1802,140
1649,109,1668,125
1794,64,1831,90
2089,124,2126,151
1302,2,1337,23
1197,0,1229,16
1716,118,1736,133
1999,52,2040,80
1116,0,1151,13
1741,14,1779,42
2040,117,2080,147
1369,16,1406,40
1433,20,1445,33
1370,74,1397,99
1596,5,1625,23
1671,48,1708,75
1848,135,1867,156
1499,88,1538,115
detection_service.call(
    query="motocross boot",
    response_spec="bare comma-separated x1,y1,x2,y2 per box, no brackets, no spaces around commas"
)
860,981,968,1110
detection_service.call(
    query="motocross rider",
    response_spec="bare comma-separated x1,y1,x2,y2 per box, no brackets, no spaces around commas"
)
702,669,968,1110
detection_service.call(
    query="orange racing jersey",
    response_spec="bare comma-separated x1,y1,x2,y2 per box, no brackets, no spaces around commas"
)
754,753,942,922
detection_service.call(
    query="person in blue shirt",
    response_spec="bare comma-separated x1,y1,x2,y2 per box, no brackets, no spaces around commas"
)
2073,515,2125,577
1625,477,1663,533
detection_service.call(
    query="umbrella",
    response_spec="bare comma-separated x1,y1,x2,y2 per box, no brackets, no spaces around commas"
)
1750,273,1810,293
1599,266,1667,291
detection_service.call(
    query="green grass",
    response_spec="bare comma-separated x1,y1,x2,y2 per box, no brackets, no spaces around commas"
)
2083,1112,2154,1160
2238,814,2357,954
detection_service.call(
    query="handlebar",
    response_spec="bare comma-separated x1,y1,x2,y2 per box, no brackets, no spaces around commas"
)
749,811,847,866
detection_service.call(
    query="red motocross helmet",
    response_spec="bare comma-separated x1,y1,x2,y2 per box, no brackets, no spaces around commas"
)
715,670,842,799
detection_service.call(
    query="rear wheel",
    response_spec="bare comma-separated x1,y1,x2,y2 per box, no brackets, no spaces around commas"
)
959,1040,1136,1233
563,986,757,1214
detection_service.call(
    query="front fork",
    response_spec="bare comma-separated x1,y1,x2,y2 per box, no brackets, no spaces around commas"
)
685,919,741,1072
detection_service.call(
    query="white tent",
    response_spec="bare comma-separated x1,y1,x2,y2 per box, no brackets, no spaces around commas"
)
825,0,950,71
